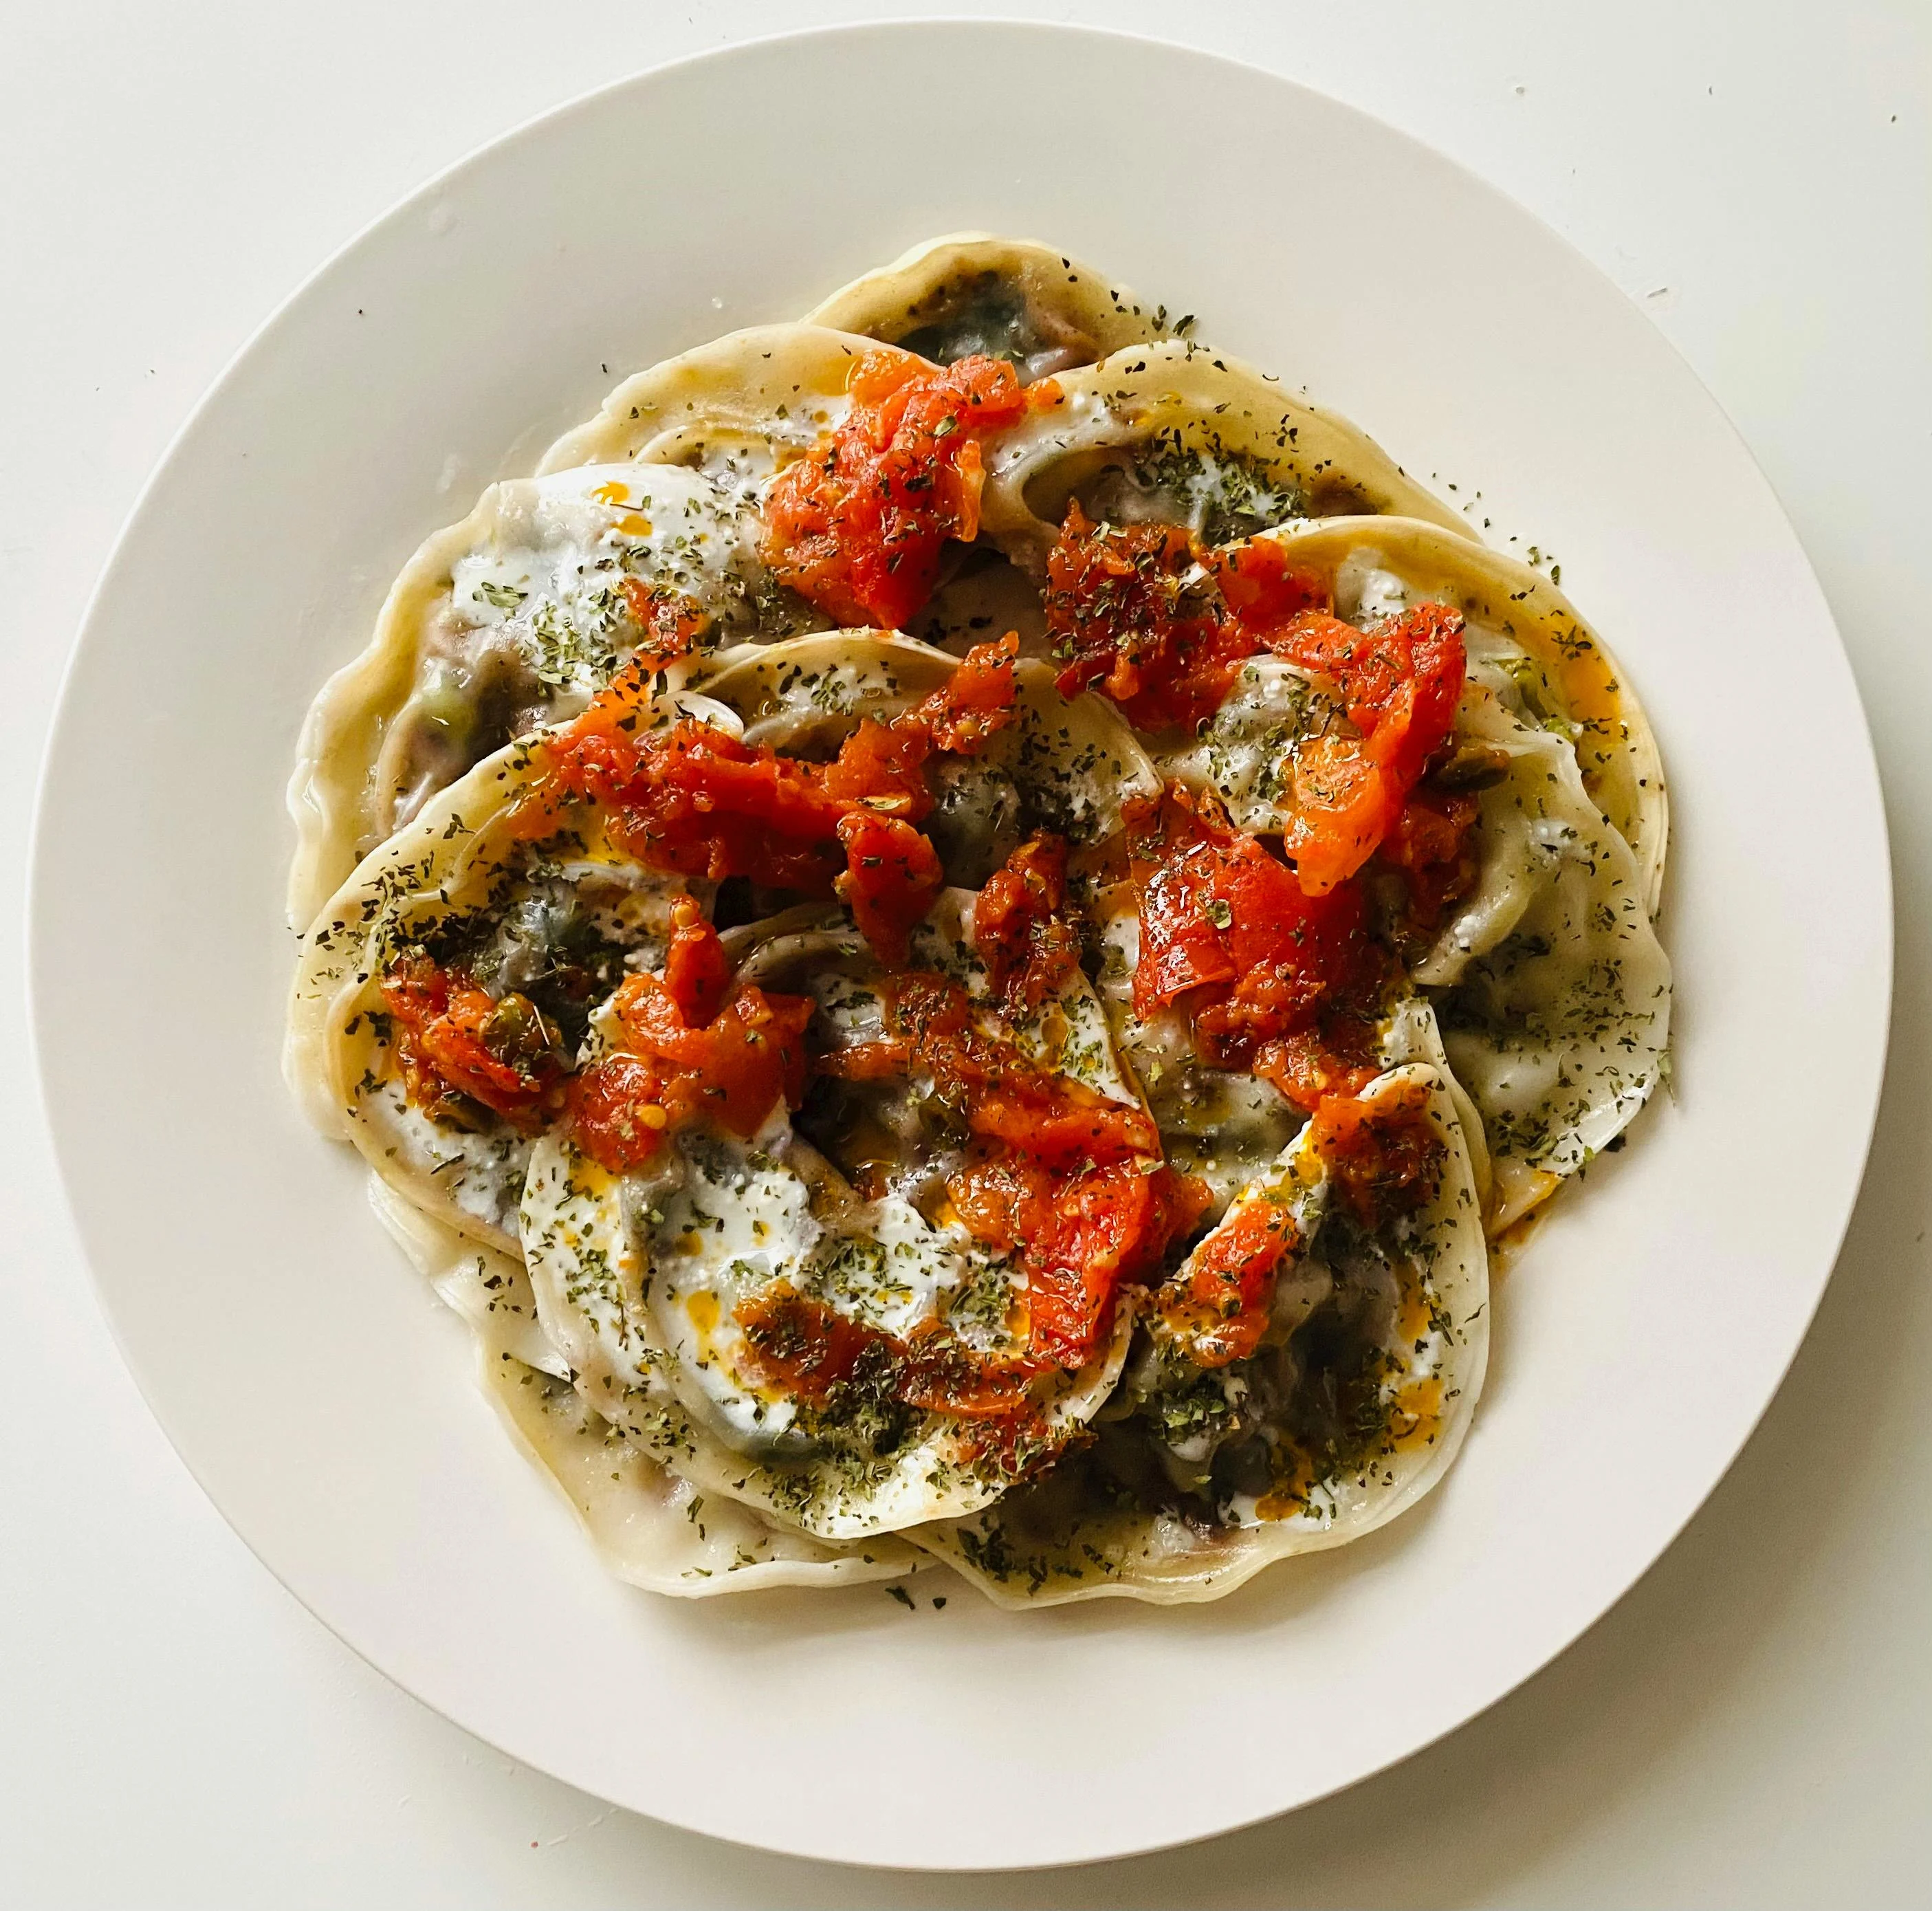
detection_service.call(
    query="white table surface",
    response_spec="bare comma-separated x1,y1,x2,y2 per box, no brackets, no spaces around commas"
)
5,3,1926,1903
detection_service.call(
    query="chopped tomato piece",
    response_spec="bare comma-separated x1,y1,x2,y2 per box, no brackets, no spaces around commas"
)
818,633,1019,820
548,711,848,893
877,971,1157,1164
617,578,710,664
834,810,943,968
942,1147,1050,1249
1044,503,1258,732
1128,789,1370,1062
1044,510,1330,734
1252,1023,1383,1115
816,717,935,822
1208,539,1332,627
733,1284,1042,1421
1261,600,1468,891
1262,609,1409,725
380,950,562,1129
1156,1190,1304,1366
1278,730,1397,897
762,353,1033,629
1375,602,1467,789
1306,1083,1445,1229
947,1150,1209,1368
972,831,1082,1013
662,895,729,1025
812,964,1195,1368
564,1053,669,1174
912,631,1020,752
811,1037,915,1084
544,640,1018,959
1024,1163,1211,1366
568,954,813,1170
963,1070,1158,1166
1380,785,1481,947
1042,505,1464,893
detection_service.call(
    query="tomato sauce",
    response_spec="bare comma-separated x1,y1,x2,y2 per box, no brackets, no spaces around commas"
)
1304,1082,1445,1230
617,578,711,664
1154,1191,1304,1367
949,1148,1209,1368
734,1283,1044,1422
833,809,943,968
542,635,1018,959
567,905,813,1172
1128,789,1370,1042
971,831,1082,1014
1044,510,1332,732
1257,600,1467,893
762,352,1039,629
380,950,564,1131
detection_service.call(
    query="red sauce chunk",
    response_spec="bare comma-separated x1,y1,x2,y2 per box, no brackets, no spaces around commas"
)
734,1284,1044,1423
1128,787,1395,1112
1380,785,1482,948
762,352,1038,629
1129,790,1370,1051
542,637,1019,959
380,951,564,1130
1154,1190,1303,1367
1258,600,1467,895
1305,1082,1445,1230
822,971,1157,1165
972,831,1083,1014
1251,1023,1383,1114
1152,1084,1443,1366
617,578,711,665
950,1150,1209,1368
1044,507,1332,733
833,809,943,968
567,906,813,1172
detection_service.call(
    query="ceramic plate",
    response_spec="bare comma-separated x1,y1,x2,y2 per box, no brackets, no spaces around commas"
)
29,22,1889,1869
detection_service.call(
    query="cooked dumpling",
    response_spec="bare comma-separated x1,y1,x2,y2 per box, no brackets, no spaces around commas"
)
1419,681,1669,1230
804,231,1176,380
373,1182,921,1593
912,1038,1487,1604
536,323,906,483
978,342,1470,564
1156,516,1670,1230
288,738,696,1252
288,461,806,924
520,889,1158,1540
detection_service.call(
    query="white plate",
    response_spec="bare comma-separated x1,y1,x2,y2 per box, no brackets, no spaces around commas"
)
29,22,1889,1871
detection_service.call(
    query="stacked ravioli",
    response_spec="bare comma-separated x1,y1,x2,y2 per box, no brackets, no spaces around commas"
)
287,234,1670,1606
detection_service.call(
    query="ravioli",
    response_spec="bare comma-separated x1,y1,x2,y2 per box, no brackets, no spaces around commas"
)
285,234,1673,1609
288,460,808,926
288,738,693,1252
373,1180,921,1593
1156,516,1669,1230
518,928,1147,1540
913,1043,1488,1605
804,231,1176,380
978,341,1471,564
536,323,903,483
